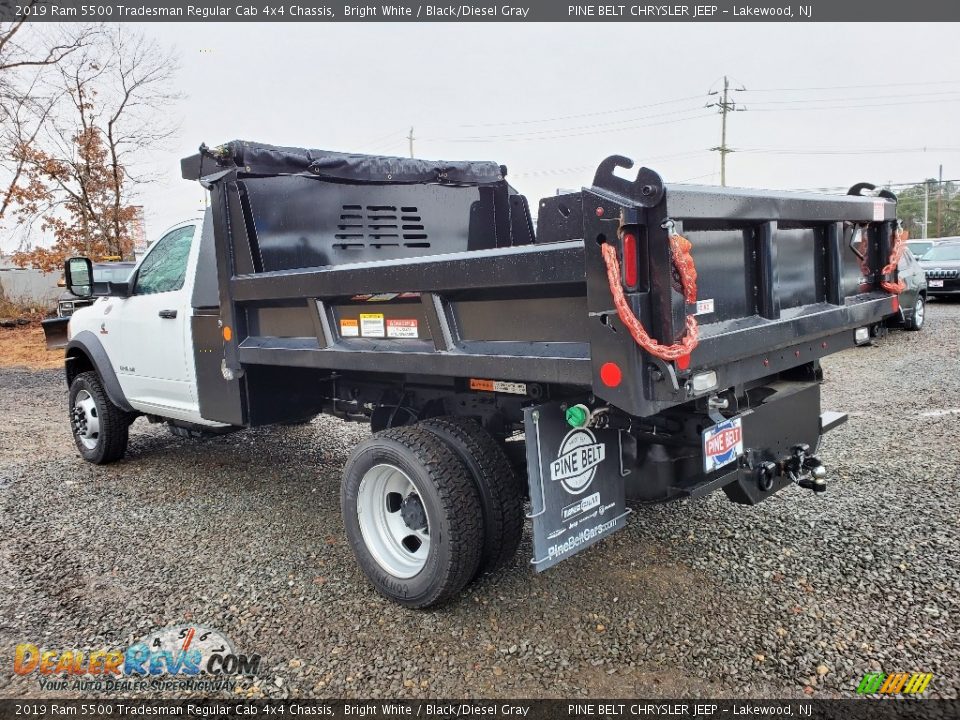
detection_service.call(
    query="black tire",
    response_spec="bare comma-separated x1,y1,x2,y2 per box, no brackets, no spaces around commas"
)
906,294,925,331
68,371,129,464
419,417,523,576
341,426,483,608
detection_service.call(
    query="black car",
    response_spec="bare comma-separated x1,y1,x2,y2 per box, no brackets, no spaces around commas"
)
56,262,136,317
888,248,927,331
918,239,960,298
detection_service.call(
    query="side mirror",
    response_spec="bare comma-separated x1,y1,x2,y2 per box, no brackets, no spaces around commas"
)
65,257,93,298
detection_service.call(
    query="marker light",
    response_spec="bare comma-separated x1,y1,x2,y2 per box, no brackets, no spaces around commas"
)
691,370,718,393
600,362,622,387
622,232,638,288
854,327,870,345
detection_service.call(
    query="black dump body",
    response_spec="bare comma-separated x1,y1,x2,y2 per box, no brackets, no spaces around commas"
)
183,141,897,428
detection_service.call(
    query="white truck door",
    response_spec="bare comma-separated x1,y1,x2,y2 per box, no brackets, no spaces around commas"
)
108,223,199,417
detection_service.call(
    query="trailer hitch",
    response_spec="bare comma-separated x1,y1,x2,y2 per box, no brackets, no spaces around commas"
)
784,443,827,493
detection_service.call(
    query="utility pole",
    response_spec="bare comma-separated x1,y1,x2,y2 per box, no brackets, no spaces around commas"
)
937,164,943,238
707,76,745,186
407,127,415,158
923,180,929,239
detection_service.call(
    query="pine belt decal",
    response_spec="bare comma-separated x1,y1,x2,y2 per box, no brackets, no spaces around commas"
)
549,428,606,495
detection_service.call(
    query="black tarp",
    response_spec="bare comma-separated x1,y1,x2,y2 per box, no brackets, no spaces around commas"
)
183,140,505,185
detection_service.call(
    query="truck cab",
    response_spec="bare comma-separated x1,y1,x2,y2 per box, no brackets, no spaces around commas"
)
62,218,221,430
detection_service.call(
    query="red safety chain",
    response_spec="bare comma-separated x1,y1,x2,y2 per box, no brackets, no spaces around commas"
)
880,226,907,294
601,231,699,362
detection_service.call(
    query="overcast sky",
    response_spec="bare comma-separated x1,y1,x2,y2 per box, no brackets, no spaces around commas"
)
18,22,960,246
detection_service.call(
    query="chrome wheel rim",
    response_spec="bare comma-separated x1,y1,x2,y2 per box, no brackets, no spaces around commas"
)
72,389,100,450
356,464,431,578
914,297,924,327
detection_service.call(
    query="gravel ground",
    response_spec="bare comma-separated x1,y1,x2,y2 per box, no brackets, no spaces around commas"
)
0,303,958,700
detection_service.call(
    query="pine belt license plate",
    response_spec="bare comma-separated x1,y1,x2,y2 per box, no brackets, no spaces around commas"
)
523,402,631,572
702,417,744,473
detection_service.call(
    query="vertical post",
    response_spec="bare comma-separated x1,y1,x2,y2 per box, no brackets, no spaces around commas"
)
719,77,728,187
937,164,943,238
407,126,415,158
923,180,929,239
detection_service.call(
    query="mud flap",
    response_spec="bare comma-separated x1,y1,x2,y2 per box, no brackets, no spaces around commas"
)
524,402,631,572
41,317,69,350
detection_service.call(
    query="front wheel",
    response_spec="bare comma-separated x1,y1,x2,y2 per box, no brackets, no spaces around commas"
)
907,294,925,331
69,371,129,464
341,426,483,608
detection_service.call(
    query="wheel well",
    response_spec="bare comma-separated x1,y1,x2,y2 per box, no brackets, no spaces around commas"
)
65,348,95,386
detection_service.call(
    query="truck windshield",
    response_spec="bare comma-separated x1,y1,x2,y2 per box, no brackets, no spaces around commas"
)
921,245,960,261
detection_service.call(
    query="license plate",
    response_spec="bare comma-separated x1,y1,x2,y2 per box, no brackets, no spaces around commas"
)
703,418,744,473
930,279,944,288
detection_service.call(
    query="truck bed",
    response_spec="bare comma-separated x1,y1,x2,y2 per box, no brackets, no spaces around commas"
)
182,142,898,424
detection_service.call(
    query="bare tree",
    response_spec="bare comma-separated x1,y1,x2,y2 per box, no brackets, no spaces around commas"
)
5,25,181,269
0,11,96,224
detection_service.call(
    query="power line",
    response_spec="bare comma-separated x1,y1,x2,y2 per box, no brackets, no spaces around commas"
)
747,79,960,93
421,111,714,143
456,94,705,129
749,96,960,113
428,104,708,141
743,89,960,106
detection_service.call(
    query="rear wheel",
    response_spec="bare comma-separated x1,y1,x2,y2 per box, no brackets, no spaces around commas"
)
419,417,524,576
907,294,925,331
69,371,129,464
341,426,483,608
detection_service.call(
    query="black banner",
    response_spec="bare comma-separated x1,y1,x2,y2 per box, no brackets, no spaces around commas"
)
4,0,960,23
1,699,959,720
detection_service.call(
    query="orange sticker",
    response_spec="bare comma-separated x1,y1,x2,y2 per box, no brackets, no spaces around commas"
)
339,318,359,337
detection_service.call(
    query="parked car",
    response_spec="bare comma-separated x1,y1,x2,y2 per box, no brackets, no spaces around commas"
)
887,248,927,330
918,239,960,298
56,262,136,317
905,239,937,259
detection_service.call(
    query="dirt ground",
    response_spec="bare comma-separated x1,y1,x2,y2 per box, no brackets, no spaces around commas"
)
0,325,64,370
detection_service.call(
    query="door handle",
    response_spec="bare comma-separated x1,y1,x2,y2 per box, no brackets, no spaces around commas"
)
158,309,177,319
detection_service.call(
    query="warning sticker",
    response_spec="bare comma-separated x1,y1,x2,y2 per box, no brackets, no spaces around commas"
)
873,200,885,222
469,378,528,395
386,318,418,338
339,318,359,337
359,313,385,337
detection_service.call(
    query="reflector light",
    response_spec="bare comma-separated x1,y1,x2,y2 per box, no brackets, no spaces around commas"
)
676,354,691,371
691,371,717,393
622,232,638,287
222,326,233,342
600,362,622,387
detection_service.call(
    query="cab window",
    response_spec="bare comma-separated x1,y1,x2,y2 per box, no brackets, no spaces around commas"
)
134,226,195,295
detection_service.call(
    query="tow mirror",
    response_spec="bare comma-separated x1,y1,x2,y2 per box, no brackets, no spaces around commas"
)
65,257,93,298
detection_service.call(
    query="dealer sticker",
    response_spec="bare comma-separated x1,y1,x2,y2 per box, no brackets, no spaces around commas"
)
359,313,385,338
339,318,359,337
386,318,418,338
702,417,744,473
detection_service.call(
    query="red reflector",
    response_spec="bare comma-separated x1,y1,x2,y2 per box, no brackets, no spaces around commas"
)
675,354,691,371
891,296,900,312
622,232,638,287
600,362,622,387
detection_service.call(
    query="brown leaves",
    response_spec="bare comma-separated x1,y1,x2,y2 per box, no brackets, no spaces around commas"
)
11,128,136,272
